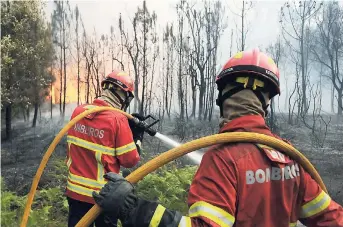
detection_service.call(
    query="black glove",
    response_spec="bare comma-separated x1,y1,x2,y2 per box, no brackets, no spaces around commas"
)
128,113,146,142
92,173,137,221
122,169,131,178
94,173,183,227
131,113,145,121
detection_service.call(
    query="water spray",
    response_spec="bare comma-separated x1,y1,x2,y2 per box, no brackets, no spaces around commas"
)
129,115,202,164
154,132,202,164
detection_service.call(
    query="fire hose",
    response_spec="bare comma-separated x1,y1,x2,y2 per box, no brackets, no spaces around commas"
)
20,106,327,227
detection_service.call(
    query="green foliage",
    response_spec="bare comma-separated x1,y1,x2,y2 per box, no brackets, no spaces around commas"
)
136,165,197,214
1,185,68,227
44,157,68,188
1,159,197,226
1,190,26,226
1,173,68,227
1,0,54,118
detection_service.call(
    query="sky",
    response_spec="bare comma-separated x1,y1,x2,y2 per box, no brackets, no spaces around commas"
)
44,0,336,113
45,0,284,53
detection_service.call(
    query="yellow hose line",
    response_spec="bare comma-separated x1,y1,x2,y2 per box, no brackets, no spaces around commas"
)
76,132,327,227
20,107,132,227
19,106,327,227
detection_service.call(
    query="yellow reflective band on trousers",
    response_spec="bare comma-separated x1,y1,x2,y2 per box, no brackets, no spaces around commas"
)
67,135,115,155
95,151,105,183
289,222,297,227
116,142,136,156
300,190,331,218
178,216,192,227
189,201,235,227
67,143,72,168
66,156,72,169
68,172,105,189
67,180,99,197
149,204,166,227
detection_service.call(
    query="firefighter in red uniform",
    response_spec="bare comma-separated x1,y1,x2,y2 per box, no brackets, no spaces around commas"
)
92,49,343,227
66,70,144,227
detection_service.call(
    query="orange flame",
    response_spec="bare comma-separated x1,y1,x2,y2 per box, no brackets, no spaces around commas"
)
48,68,88,104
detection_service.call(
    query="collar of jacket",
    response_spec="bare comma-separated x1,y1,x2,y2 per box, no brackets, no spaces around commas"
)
93,98,111,107
80,99,112,120
219,115,271,135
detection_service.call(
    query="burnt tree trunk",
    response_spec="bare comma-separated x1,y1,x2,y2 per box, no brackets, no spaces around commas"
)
198,69,205,120
62,7,67,118
51,83,53,119
5,104,12,140
32,101,39,128
338,89,343,115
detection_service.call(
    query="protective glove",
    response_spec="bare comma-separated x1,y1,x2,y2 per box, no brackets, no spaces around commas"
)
92,173,137,221
122,169,131,178
128,113,146,142
131,113,145,121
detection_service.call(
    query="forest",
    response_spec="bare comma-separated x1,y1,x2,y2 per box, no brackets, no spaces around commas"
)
1,0,343,226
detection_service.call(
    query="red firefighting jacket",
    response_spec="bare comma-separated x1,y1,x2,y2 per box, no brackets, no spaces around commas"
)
65,99,140,204
180,115,343,227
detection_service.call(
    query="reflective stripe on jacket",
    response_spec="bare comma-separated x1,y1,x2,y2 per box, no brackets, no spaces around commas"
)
65,99,139,204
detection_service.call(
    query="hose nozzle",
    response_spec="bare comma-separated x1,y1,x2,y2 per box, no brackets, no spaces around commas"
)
130,114,159,136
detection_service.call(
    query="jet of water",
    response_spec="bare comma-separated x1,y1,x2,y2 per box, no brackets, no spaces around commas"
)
154,132,203,165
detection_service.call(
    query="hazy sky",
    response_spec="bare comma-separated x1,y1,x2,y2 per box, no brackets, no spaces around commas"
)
44,0,336,113
45,0,284,53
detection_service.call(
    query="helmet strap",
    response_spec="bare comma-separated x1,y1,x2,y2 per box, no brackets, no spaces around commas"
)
252,90,269,116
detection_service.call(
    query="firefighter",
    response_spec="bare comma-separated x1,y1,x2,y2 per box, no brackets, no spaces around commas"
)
66,70,144,227
92,49,343,227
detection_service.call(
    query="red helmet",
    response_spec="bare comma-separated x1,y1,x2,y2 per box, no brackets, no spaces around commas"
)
101,70,134,96
216,48,280,98
215,48,280,116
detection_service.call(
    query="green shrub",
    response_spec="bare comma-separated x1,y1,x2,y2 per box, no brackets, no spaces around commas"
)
1,190,26,226
1,165,68,227
1,186,68,227
1,161,197,226
44,157,68,189
136,165,197,214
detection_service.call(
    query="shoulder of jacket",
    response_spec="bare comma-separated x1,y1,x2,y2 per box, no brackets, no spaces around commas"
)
212,143,258,162
104,112,129,128
111,111,128,121
75,104,86,111
71,105,86,116
205,143,244,161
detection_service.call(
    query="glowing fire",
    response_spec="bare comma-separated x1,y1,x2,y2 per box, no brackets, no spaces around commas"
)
48,68,87,104
50,82,84,104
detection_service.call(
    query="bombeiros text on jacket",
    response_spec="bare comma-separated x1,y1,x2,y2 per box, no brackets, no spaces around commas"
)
73,123,105,139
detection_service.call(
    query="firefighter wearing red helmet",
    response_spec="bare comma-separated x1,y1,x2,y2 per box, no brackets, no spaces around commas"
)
92,49,343,227
66,70,144,227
